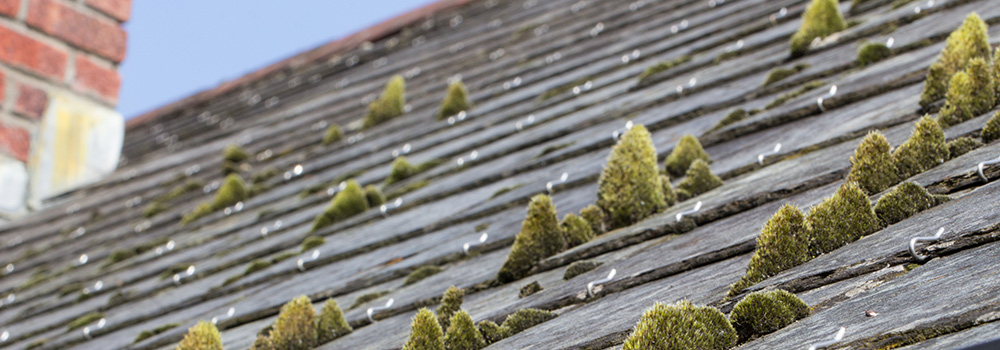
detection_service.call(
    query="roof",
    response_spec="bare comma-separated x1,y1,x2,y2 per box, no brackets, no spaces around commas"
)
2,0,1000,349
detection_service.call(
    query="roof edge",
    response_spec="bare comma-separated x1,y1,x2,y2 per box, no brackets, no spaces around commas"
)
126,0,473,130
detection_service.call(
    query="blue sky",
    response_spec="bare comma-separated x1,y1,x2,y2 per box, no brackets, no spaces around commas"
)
118,1,437,119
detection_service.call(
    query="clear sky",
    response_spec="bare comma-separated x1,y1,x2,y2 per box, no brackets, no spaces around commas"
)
118,0,437,119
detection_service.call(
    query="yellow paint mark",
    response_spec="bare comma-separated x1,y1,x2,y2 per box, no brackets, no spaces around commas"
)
50,97,96,188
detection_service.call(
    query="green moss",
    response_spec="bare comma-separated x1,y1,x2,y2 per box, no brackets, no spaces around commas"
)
563,260,602,280
223,145,250,163
387,157,418,185
676,159,723,200
182,174,249,225
350,291,390,310
316,299,351,342
301,236,325,252
299,170,365,198
806,182,881,255
311,179,369,232
538,77,593,101
729,290,810,342
59,283,83,297
559,213,595,248
67,312,104,331
251,167,280,184
106,237,171,266
597,125,666,230
177,321,223,350
765,80,826,109
637,56,691,83
364,185,385,207
405,265,444,286
135,323,180,343
403,308,445,350
519,281,542,298
665,134,710,178
789,0,846,57
25,340,46,350
537,142,574,158
939,58,996,127
385,179,430,199
711,109,749,132
501,308,557,335
848,131,900,194
363,75,406,129
660,175,677,206
245,259,275,275
439,81,471,120
444,310,485,350
728,204,810,297
474,223,490,232
983,111,1000,143
322,124,343,146
622,300,737,350
490,184,522,199
144,201,169,218
762,64,810,87
436,286,464,330
476,320,505,344
267,295,317,350
920,13,992,109
497,194,566,283
994,47,1000,100
874,182,943,226
578,204,606,235
893,116,949,179
947,137,982,159
857,42,892,66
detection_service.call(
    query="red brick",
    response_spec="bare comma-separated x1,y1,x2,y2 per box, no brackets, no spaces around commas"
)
0,25,68,79
0,71,5,108
0,122,30,162
86,0,130,22
27,0,127,63
0,0,18,18
74,56,119,101
14,84,47,119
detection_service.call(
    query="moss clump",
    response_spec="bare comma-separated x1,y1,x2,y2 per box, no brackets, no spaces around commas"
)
598,125,667,229
676,159,723,200
350,291,390,310
245,259,274,275
519,281,542,298
267,295,317,350
729,290,810,342
311,179,369,232
559,213,594,247
563,260,602,280
438,81,471,120
664,134,710,178
144,202,169,218
711,109,748,132
363,75,406,129
939,58,996,127
223,145,250,163
765,80,826,109
444,310,485,350
660,175,677,206
364,185,385,207
501,308,557,335
477,321,505,344
806,182,881,255
497,194,566,283
762,64,810,87
301,236,325,252
436,286,464,330
579,204,605,234
622,300,737,350
637,56,692,83
947,137,982,159
983,111,1000,143
67,312,104,330
135,323,181,343
893,116,948,179
182,174,249,225
176,321,223,350
322,124,343,146
874,182,944,226
405,265,443,286
857,42,892,66
728,204,810,297
848,131,900,194
316,299,351,342
920,13,992,109
403,308,445,350
789,0,846,57
387,157,418,185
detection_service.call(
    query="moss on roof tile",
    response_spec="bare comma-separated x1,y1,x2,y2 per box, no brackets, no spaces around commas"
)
982,111,1000,143
676,159,723,200
316,299,351,342
847,130,899,195
436,286,464,330
893,116,948,179
622,300,736,350
938,58,996,127
438,80,471,120
559,213,594,248
919,13,992,110
405,265,444,286
444,310,485,350
311,179,369,232
728,204,810,297
805,182,881,255
363,75,406,129
857,42,892,66
500,308,556,335
947,137,981,159
267,295,318,350
177,321,223,350
563,260,602,280
497,194,565,283
403,308,445,350
664,134,710,178
598,125,667,230
789,0,846,57
322,124,343,146
729,290,809,342
874,182,945,226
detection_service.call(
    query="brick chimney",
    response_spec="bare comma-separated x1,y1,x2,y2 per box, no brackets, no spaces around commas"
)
0,0,129,218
